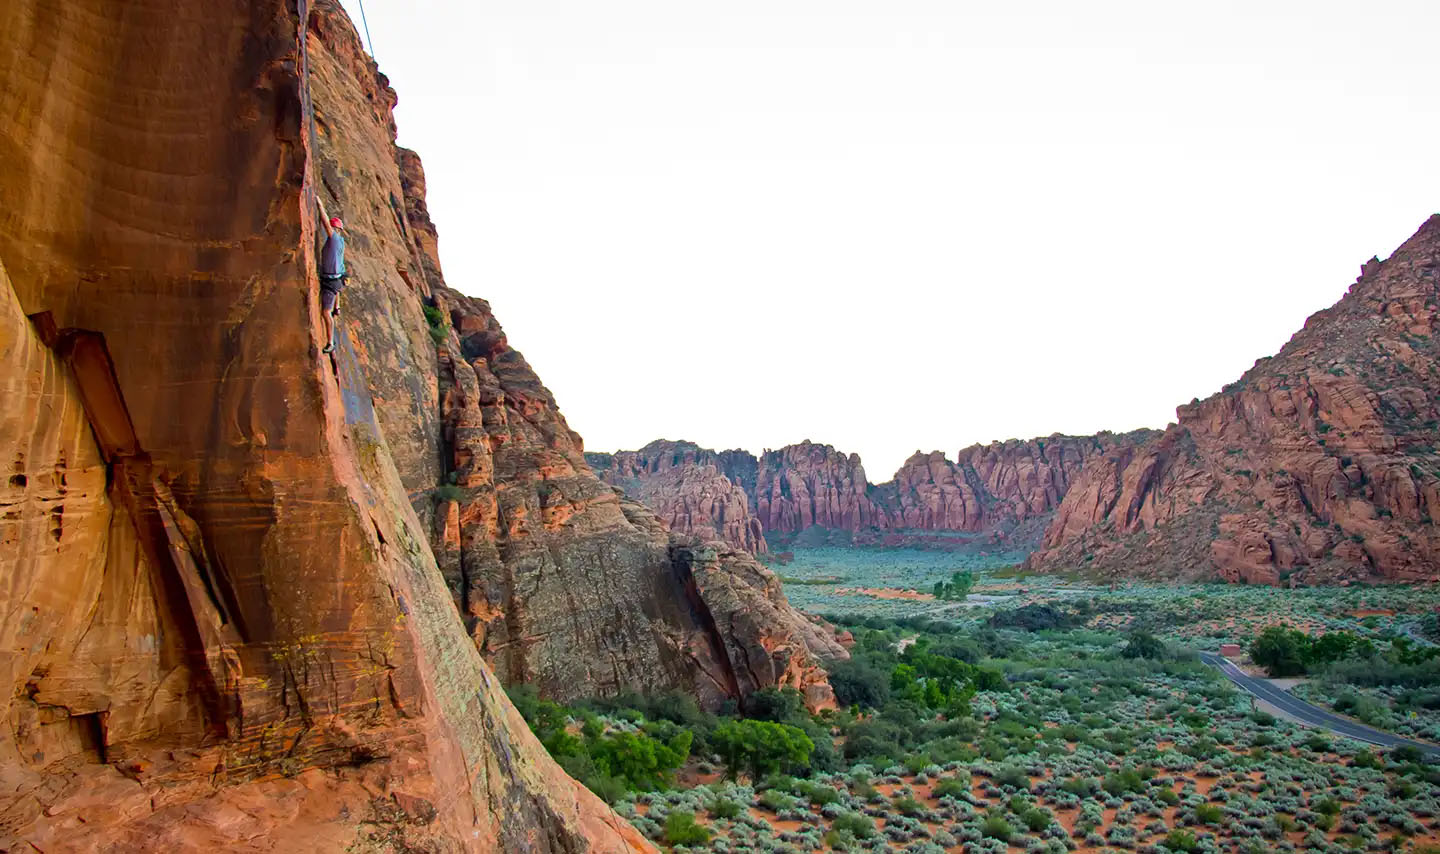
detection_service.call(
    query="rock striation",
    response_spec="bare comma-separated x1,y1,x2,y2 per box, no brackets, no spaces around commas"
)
0,0,832,849
873,433,1158,536
588,441,767,554
1030,217,1440,584
595,436,1153,551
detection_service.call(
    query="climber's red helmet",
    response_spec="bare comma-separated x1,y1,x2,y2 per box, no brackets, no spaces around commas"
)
330,216,344,230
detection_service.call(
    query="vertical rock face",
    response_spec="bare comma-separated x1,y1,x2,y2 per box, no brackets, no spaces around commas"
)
0,0,817,849
1031,216,1440,584
874,433,1159,535
588,441,767,554
752,441,889,534
594,436,1155,550
314,24,841,707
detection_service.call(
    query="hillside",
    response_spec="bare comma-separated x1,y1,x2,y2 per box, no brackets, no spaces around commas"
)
1030,216,1440,584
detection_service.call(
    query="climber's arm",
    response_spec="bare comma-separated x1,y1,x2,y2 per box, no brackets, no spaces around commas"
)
317,195,333,237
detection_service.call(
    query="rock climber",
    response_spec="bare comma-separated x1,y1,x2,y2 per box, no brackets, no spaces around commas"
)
316,197,346,354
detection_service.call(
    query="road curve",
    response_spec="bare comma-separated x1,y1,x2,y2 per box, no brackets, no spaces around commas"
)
1199,652,1440,758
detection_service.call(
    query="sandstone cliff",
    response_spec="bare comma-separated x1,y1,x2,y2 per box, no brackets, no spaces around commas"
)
588,441,767,555
308,2,839,710
0,0,829,849
595,436,1156,551
1030,217,1440,584
874,433,1159,539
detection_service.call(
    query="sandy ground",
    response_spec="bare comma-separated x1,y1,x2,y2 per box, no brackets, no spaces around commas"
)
835,587,934,601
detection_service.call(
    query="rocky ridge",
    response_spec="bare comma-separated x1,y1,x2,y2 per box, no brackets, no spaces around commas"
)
594,435,1155,552
1030,217,1440,584
587,440,767,555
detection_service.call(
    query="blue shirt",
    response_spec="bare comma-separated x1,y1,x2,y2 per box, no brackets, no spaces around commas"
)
320,233,346,278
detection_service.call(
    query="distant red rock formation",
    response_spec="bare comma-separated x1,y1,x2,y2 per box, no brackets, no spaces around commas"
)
1029,216,1440,585
588,441,766,554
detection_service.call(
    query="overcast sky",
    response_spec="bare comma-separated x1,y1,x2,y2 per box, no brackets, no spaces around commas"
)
339,0,1438,479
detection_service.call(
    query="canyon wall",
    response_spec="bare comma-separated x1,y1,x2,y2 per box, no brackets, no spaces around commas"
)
588,441,767,555
594,435,1153,552
1030,217,1440,584
0,0,833,848
873,433,1158,536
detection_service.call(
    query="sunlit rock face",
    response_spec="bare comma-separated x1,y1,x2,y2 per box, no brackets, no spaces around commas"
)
1031,216,1440,585
0,0,831,848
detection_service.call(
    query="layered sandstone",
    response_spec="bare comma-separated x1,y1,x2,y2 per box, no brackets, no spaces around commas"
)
1031,217,1440,584
750,442,889,533
0,0,828,849
422,289,837,707
595,436,1155,550
588,441,767,554
874,433,1158,536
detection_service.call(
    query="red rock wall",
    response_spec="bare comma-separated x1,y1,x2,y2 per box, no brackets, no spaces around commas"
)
1032,217,1440,584
589,441,767,554
0,0,652,850
305,17,842,709
752,441,889,533
876,433,1157,534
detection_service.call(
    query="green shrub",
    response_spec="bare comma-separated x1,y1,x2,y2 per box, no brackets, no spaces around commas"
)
757,789,796,812
707,798,742,819
994,765,1031,790
831,811,875,840
1194,803,1223,824
433,484,465,503
981,813,1015,841
1021,807,1052,831
932,777,968,799
1122,631,1167,659
1164,828,1200,851
892,794,924,816
662,811,710,846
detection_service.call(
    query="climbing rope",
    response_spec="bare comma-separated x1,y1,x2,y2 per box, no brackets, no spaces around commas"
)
355,0,377,60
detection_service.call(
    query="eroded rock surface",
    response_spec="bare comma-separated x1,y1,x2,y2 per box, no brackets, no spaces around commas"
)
1031,217,1440,584
0,0,822,848
588,440,767,554
311,18,841,710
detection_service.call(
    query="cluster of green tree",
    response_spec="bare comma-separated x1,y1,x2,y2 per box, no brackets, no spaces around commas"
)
813,621,1013,767
987,603,1077,632
931,570,976,600
507,684,833,801
1247,626,1409,678
507,685,694,802
891,639,1006,712
826,625,1005,715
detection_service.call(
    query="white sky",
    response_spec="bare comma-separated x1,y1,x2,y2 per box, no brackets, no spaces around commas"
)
340,0,1438,480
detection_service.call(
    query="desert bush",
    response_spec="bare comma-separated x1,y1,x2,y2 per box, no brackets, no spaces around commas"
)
662,811,710,845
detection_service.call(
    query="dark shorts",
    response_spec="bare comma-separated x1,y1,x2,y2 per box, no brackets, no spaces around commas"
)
320,274,345,312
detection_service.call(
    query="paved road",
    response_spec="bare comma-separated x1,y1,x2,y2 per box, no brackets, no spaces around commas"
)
1199,652,1440,758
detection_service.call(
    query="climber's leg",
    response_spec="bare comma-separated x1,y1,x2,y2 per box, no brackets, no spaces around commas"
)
320,287,338,353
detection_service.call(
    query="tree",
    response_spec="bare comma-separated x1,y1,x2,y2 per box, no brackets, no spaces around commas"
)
827,657,891,709
711,719,814,780
1250,626,1311,677
1121,631,1166,660
744,687,805,723
588,728,692,790
933,570,976,600
1307,632,1359,666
